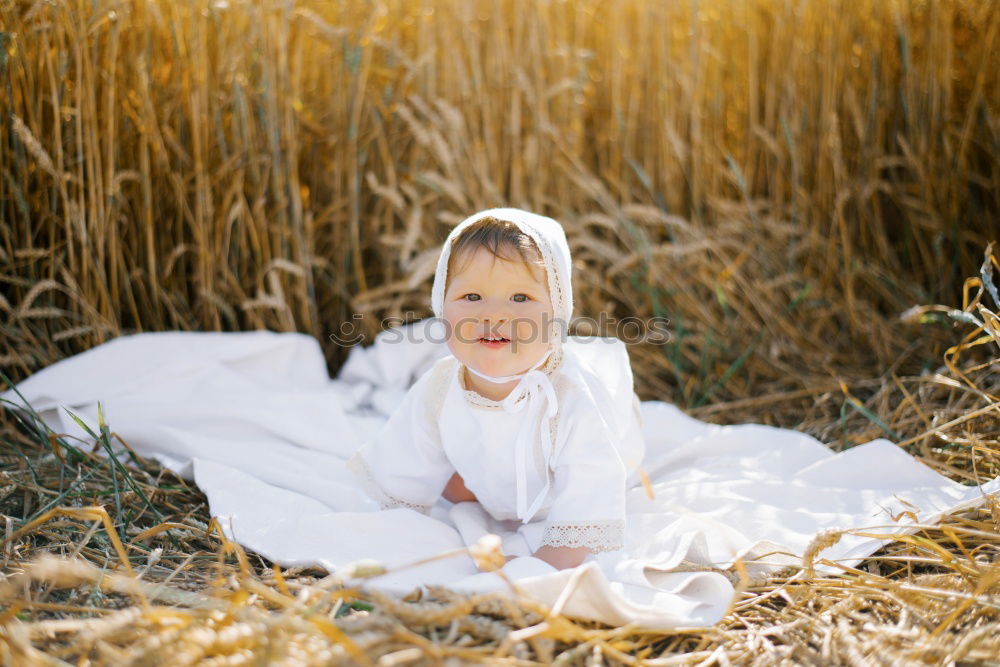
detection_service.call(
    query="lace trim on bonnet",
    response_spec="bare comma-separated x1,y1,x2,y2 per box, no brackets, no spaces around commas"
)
522,219,570,351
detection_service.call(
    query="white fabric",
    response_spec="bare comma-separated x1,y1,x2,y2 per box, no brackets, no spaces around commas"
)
350,336,633,552
501,365,559,524
465,347,559,523
3,321,998,630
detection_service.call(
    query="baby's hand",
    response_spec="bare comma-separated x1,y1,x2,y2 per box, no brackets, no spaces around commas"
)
442,471,478,503
533,545,591,570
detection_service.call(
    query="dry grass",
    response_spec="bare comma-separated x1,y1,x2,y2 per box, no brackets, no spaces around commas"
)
1,0,998,663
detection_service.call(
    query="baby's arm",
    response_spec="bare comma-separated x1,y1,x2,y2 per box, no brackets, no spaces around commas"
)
348,364,455,512
529,395,629,570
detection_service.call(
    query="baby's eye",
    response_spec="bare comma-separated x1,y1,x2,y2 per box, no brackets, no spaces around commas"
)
512,294,529,303
462,294,481,302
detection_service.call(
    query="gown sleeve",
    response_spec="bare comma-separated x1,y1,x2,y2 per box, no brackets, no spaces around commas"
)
346,358,456,514
537,384,628,553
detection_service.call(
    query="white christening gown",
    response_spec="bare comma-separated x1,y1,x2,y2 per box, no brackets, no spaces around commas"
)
348,336,645,559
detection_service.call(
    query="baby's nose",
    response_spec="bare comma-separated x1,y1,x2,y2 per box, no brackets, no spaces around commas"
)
478,302,511,322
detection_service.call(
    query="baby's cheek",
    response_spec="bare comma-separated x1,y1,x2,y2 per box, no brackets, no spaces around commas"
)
514,317,541,344
442,308,467,341
453,318,477,344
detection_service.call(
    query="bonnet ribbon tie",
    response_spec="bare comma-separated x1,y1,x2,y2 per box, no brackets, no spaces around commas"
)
464,350,559,523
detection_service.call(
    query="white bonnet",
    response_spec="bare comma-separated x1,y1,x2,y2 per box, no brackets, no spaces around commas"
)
430,208,574,348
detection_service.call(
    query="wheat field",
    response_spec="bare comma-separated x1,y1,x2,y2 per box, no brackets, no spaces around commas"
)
1,0,998,663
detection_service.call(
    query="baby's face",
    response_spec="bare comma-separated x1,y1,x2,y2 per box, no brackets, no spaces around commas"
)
443,246,553,381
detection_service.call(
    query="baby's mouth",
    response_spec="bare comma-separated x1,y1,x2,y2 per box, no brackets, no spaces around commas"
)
479,336,510,347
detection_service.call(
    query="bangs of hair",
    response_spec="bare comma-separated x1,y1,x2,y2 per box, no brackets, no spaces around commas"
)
445,217,546,290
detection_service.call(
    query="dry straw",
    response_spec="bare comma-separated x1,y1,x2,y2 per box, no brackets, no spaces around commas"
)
1,0,998,663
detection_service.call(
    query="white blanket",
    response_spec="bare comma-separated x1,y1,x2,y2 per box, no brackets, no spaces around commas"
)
3,322,996,629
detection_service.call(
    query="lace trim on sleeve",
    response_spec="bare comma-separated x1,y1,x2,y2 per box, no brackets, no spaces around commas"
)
425,356,456,420
539,519,625,553
346,452,433,515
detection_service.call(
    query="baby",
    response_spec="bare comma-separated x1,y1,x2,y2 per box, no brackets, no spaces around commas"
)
348,208,645,570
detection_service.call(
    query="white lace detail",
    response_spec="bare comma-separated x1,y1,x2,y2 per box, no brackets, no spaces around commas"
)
489,218,571,344
458,345,565,410
521,223,570,347
425,357,457,420
345,452,432,515
543,372,566,460
540,519,625,553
